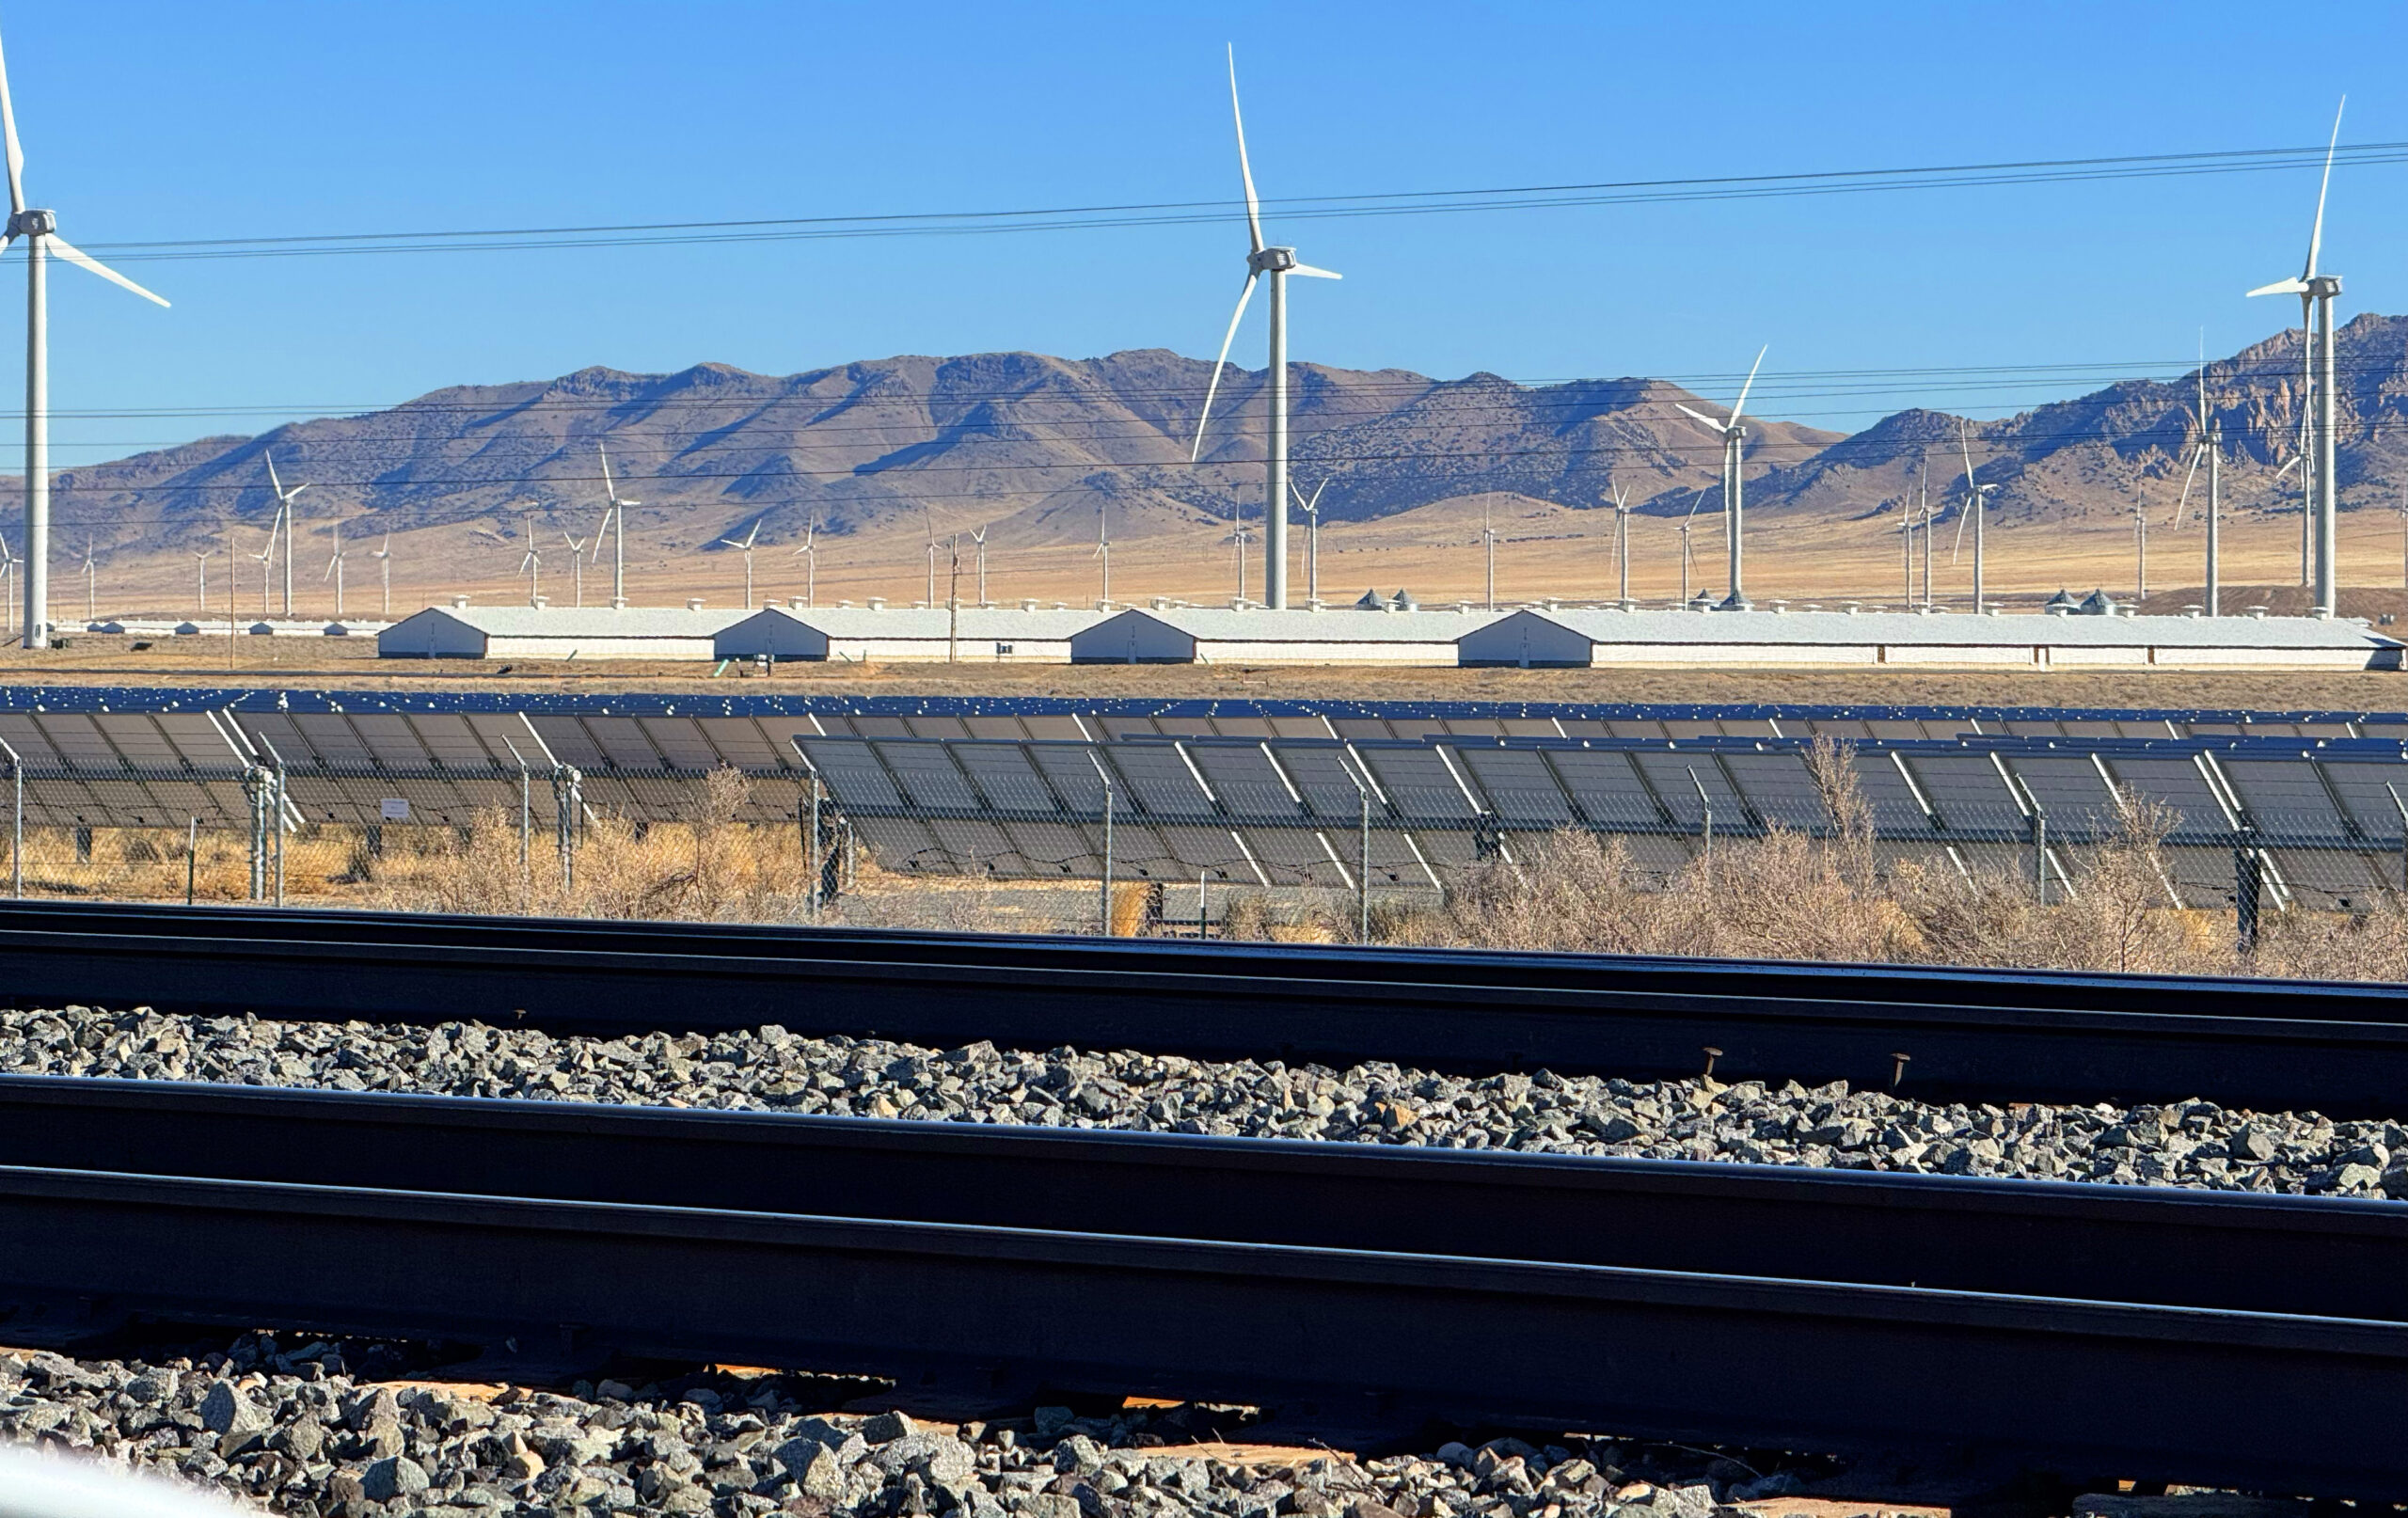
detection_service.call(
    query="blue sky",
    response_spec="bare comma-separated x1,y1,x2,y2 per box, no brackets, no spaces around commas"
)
7,1,2397,465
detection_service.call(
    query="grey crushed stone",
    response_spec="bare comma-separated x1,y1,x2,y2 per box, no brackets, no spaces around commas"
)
0,1343,1813,1517
4,1004,2404,1197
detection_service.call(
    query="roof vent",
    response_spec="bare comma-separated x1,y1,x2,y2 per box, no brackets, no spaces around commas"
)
865,597,885,611
2248,606,2270,619
2045,604,2069,617
1021,598,1038,611
1843,602,1861,615
764,597,784,609
2182,604,2203,619
531,595,549,609
1052,602,1068,611
687,597,706,611
1769,600,1788,614
1151,596,1170,609
450,594,470,609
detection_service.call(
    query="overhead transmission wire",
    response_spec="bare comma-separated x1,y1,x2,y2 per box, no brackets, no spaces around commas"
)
70,138,2408,265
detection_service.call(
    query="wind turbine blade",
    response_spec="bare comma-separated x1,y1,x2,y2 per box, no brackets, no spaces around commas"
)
2306,96,2344,278
45,236,169,307
2274,455,2304,482
1287,262,1342,279
597,443,619,504
1684,486,1710,521
1227,45,1264,256
742,522,761,549
1951,495,1972,563
286,482,309,499
1957,418,1978,492
1673,403,1725,437
2247,277,2310,297
264,453,282,498
1306,479,1328,511
1730,345,1767,421
0,29,24,218
1189,271,1259,463
2172,445,2201,527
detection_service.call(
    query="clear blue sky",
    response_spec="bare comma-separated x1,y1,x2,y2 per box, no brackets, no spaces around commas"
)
7,1,2397,466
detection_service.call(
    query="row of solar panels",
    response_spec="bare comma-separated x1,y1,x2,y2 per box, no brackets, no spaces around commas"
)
787,734,2408,913
0,703,2403,787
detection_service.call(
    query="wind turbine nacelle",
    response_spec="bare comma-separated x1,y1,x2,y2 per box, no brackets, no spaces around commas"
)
1249,246,1299,274
8,209,53,237
2308,275,2343,297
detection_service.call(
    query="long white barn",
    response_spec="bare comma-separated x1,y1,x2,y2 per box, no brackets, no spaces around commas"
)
1070,606,1502,664
1457,608,2407,671
378,603,748,660
715,605,1107,663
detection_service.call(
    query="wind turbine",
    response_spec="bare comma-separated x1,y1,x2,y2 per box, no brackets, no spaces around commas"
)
1481,500,1497,610
594,443,633,607
970,523,989,604
323,521,348,620
189,544,214,621
716,520,762,609
1677,486,1711,603
1608,483,1631,606
76,538,91,623
517,514,543,606
2170,347,2224,616
372,533,393,618
1231,507,1252,605
248,532,274,616
1918,467,1936,610
0,530,19,637
1897,500,1914,605
2131,496,2149,603
2247,99,2345,619
1093,500,1111,606
560,524,589,608
1949,419,2002,611
790,516,818,607
1292,479,1327,601
1673,346,1767,609
262,452,308,620
0,27,170,648
923,509,938,607
1189,46,1340,610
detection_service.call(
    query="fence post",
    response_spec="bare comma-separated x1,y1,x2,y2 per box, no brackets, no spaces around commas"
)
0,739,21,900
2032,812,2048,904
1198,869,1209,940
2233,826,2262,953
185,816,198,907
1086,750,1117,936
551,763,581,894
519,762,532,899
806,778,825,922
272,761,286,907
1687,767,1713,862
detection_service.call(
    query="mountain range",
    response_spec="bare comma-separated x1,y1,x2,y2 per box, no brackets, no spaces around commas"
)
36,315,2408,568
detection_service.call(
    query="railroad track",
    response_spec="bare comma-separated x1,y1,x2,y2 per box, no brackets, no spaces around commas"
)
2,1074,2406,1498
6,899,2408,1112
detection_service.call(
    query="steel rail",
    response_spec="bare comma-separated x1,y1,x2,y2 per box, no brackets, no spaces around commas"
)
2,1075,2403,1321
4,1078,2408,1494
4,901,2408,1112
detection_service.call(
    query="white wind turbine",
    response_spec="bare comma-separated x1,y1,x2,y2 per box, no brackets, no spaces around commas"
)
1481,500,1497,609
189,544,214,621
1673,347,1767,609
247,530,273,616
560,523,590,608
1189,46,1340,610
970,523,989,605
2247,99,2345,619
1678,486,1711,603
516,514,542,606
0,27,169,648
1292,479,1327,601
1949,419,2003,611
0,530,20,637
261,452,309,620
1608,483,1631,606
923,509,938,607
1094,500,1111,606
594,443,634,607
2169,347,2225,616
76,538,91,623
322,522,347,619
790,516,818,607
717,520,762,609
372,532,393,617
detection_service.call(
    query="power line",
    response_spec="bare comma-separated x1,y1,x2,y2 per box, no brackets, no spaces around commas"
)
71,139,2408,266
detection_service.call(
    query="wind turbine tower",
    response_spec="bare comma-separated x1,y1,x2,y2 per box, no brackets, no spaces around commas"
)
1293,479,1326,601
517,515,542,606
324,521,347,619
970,523,989,605
1481,501,1497,610
1951,420,2002,611
1608,484,1630,606
1094,501,1111,606
594,444,634,607
716,521,762,609
263,453,308,619
77,539,91,623
1674,348,1767,610
190,544,214,620
372,533,393,618
2172,355,2223,616
0,28,169,648
1190,46,1340,610
791,518,818,607
2247,100,2346,619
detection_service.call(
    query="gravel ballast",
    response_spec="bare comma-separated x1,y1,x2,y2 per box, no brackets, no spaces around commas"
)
0,1339,1823,1518
5,1004,2406,1198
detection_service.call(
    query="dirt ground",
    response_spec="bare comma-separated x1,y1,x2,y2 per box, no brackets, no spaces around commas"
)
0,629,2402,711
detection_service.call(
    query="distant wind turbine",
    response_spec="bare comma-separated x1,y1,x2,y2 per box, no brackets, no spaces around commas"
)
76,538,91,624
560,523,590,608
1949,419,2002,611
1674,347,1767,610
716,520,762,609
969,523,988,605
1608,483,1631,605
0,530,21,637
790,517,818,607
322,522,347,619
372,532,393,617
2246,98,2345,619
2169,341,2224,617
1094,500,1111,606
923,509,938,607
0,24,170,648
517,514,542,606
248,532,274,616
594,443,634,607
1189,45,1340,610
262,452,309,620
190,544,215,621
1292,479,1327,602
1678,486,1711,603
2131,496,2149,603
1481,501,1497,610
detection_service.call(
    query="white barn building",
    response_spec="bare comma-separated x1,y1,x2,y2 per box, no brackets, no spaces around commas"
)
1070,606,1501,665
1457,608,2406,671
714,604,1107,663
377,602,748,660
